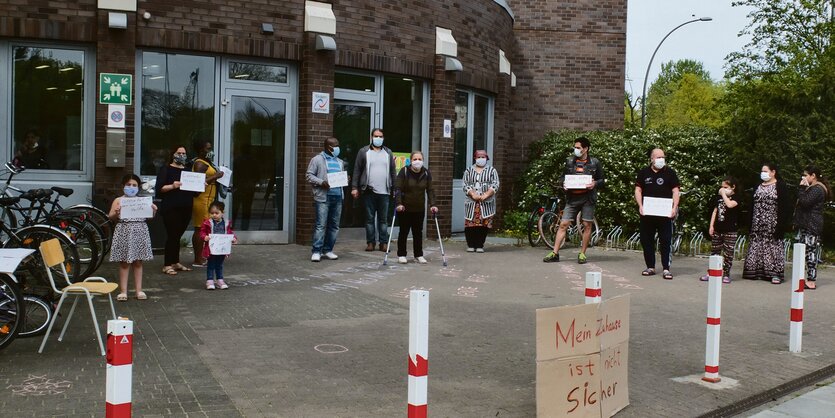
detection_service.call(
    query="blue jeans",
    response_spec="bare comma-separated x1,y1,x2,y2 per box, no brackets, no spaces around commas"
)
312,194,342,254
364,191,390,244
206,255,225,280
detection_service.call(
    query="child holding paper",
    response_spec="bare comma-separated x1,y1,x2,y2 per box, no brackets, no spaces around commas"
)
199,201,237,290
700,176,740,284
108,174,157,301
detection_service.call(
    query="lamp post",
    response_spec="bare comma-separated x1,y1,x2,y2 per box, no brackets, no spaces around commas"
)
641,17,712,128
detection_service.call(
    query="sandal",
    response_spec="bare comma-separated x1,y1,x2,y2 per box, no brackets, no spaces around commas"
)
135,291,147,300
805,281,817,290
641,268,656,276
162,266,178,275
173,263,192,272
116,293,128,302
663,270,674,280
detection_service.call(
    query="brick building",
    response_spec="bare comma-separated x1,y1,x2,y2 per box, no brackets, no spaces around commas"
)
0,0,625,244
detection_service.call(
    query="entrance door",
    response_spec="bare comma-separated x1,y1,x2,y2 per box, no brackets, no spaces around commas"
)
219,90,293,242
333,101,376,227
452,91,493,232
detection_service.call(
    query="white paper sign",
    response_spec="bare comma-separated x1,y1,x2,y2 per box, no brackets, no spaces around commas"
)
0,249,35,274
312,92,330,114
119,196,153,219
180,171,206,193
643,197,674,217
217,166,232,187
564,174,593,189
208,234,233,255
443,119,452,138
327,171,349,188
108,105,126,128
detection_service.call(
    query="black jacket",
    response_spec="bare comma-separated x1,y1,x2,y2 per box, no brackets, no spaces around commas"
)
794,184,827,236
559,156,605,202
395,167,435,212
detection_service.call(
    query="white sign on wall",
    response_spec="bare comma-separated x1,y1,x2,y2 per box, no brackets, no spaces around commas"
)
108,105,126,128
312,92,330,114
443,119,452,138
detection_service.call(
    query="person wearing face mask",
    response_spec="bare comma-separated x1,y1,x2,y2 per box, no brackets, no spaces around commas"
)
700,176,740,283
743,163,793,284
394,151,437,264
351,128,397,252
462,150,500,253
792,165,831,290
544,136,605,263
108,173,157,301
155,145,197,275
191,140,225,267
306,137,346,262
634,148,680,280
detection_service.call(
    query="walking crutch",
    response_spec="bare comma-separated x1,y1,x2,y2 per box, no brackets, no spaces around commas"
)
433,213,448,266
383,209,397,266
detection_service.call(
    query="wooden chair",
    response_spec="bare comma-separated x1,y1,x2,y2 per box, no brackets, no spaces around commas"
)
37,238,118,355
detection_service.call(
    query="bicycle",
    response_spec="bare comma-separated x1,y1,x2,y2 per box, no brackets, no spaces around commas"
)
527,193,560,247
0,273,51,340
537,191,600,251
0,273,24,349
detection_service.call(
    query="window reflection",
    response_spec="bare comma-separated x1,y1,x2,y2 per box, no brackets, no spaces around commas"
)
453,91,469,179
473,95,489,152
383,77,423,154
13,47,85,171
140,52,215,176
335,73,375,92
228,62,287,83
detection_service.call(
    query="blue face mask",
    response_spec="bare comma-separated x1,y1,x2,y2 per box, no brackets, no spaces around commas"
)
372,137,384,148
124,186,139,197
330,146,340,157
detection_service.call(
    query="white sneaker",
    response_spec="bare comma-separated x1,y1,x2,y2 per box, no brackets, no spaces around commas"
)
475,248,485,253
324,252,339,260
416,256,427,264
398,256,408,264
311,252,321,262
466,248,475,252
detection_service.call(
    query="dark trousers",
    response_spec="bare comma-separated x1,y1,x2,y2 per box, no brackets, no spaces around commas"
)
162,207,192,266
465,226,489,249
639,215,673,270
397,211,424,257
206,255,225,280
710,231,737,277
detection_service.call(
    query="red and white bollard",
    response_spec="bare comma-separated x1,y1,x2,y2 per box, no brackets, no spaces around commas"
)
584,271,602,304
408,290,429,418
790,243,806,353
106,318,133,418
703,255,723,383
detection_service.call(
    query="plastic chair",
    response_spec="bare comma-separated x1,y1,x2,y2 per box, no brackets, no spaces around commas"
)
37,238,117,355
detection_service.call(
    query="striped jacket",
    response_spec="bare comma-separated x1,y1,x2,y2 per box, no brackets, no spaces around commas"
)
462,165,500,221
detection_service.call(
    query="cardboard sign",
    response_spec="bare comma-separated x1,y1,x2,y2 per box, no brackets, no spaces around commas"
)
327,171,349,188
208,234,233,255
600,343,629,417
536,303,600,361
643,197,673,218
537,355,601,418
180,171,206,193
119,196,153,219
597,294,630,349
217,166,232,187
564,175,593,190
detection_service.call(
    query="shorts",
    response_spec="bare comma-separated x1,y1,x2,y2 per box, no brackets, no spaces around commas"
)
561,195,595,222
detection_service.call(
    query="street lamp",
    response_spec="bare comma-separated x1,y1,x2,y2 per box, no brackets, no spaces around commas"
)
641,16,712,128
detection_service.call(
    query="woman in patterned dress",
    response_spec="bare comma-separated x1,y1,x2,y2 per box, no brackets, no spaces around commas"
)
462,150,500,253
743,163,793,284
191,140,224,267
793,165,830,290
108,174,157,301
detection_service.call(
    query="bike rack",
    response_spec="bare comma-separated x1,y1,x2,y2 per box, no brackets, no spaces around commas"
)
625,232,641,250
591,228,604,247
672,233,683,254
605,226,623,249
689,232,705,257
733,234,747,260
783,239,792,261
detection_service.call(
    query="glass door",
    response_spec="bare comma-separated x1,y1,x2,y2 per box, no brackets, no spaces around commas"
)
219,89,292,242
333,101,376,227
452,91,494,232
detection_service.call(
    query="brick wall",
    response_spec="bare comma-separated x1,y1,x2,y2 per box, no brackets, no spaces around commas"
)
0,0,96,41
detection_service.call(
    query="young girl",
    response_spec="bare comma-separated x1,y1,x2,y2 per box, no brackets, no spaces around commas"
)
199,202,237,290
701,176,739,283
108,174,157,301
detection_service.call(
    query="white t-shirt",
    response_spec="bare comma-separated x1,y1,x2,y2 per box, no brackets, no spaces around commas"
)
366,148,390,194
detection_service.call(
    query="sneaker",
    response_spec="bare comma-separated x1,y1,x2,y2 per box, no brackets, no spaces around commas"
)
324,252,339,260
771,277,783,284
543,252,559,263
416,256,427,264
398,256,408,264
578,253,587,264
700,275,710,282
475,248,485,253
206,280,216,290
722,276,731,284
217,279,229,290
467,248,475,253
311,252,321,262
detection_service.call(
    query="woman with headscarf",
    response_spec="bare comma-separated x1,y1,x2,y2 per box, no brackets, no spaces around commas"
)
462,150,499,253
743,163,793,284
191,140,225,267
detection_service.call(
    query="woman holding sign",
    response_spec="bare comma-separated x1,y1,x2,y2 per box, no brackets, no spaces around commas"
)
156,145,196,275
462,150,499,253
191,140,224,267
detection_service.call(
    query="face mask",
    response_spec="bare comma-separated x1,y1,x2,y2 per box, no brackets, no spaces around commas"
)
372,137,384,147
475,158,487,167
760,172,771,182
330,146,340,157
124,186,139,197
653,158,665,170
574,148,582,158
204,150,214,161
411,160,423,170
173,154,187,165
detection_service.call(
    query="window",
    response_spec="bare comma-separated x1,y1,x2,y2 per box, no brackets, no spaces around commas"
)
453,90,493,179
453,91,469,177
335,73,375,92
228,62,287,83
139,52,216,176
382,76,423,153
12,46,85,171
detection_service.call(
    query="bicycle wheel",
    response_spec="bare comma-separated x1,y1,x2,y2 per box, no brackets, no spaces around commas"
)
66,205,112,255
52,218,99,279
6,225,81,284
539,211,561,249
0,274,23,349
0,206,17,244
17,295,52,338
527,207,544,247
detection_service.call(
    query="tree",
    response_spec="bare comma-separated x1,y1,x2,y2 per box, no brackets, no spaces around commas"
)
624,90,640,128
644,59,725,128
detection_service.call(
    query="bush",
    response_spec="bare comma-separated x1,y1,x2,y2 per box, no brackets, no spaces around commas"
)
515,126,730,235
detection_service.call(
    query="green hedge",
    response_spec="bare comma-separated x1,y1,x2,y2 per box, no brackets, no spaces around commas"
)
516,127,730,235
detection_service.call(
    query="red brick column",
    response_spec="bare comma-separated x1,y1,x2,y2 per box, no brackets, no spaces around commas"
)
295,32,335,244
94,10,137,205
427,55,456,239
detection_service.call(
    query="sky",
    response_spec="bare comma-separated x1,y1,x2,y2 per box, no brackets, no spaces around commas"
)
625,0,754,97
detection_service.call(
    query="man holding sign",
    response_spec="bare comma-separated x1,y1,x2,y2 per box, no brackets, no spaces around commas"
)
634,148,680,280
543,137,605,264
305,137,345,262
